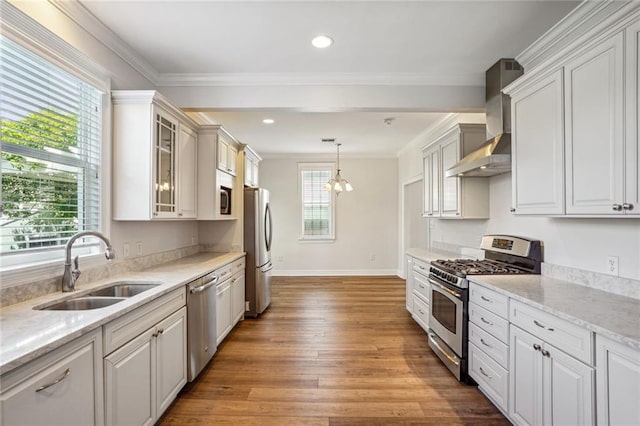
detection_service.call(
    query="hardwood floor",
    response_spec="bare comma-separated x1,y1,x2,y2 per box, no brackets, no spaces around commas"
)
159,276,509,425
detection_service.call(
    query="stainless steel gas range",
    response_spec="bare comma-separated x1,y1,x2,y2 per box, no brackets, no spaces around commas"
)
427,235,543,383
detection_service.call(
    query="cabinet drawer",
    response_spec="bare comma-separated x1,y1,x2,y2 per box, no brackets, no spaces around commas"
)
0,330,103,426
215,264,233,282
103,287,186,355
510,299,593,365
470,283,508,318
412,258,430,276
231,257,246,275
469,342,509,413
469,322,509,369
412,271,430,301
412,295,429,332
469,303,509,343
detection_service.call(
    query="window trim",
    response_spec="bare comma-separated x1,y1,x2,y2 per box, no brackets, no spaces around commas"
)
298,162,336,242
0,4,112,288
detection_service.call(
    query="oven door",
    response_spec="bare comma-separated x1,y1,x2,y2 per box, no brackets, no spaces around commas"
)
428,277,464,356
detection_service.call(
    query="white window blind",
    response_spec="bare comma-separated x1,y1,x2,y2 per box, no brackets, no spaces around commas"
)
0,35,103,257
299,163,335,240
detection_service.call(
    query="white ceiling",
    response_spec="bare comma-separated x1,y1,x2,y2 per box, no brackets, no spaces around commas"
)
80,0,579,156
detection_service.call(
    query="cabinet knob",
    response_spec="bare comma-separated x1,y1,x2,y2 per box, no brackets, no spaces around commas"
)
541,349,551,358
612,204,623,211
623,203,634,211
510,208,516,213
533,343,541,351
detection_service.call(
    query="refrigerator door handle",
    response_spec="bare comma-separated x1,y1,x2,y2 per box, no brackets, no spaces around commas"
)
265,202,273,252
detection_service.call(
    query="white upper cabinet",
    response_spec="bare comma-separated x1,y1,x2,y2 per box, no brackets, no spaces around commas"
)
565,32,625,215
626,20,640,215
177,126,197,218
112,91,199,220
510,70,565,215
217,134,238,176
422,147,440,217
506,8,640,217
243,146,261,188
427,124,489,219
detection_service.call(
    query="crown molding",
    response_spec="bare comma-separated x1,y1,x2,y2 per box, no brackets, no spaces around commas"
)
47,0,160,85
155,72,484,87
517,0,640,72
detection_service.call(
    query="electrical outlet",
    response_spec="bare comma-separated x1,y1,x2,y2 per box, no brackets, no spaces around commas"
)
245,301,250,311
276,256,284,262
136,242,143,256
369,253,376,261
191,236,196,245
123,243,130,259
607,256,619,276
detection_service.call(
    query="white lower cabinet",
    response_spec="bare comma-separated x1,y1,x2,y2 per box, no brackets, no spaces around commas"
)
410,257,430,332
0,329,104,426
596,335,640,425
104,291,187,426
216,278,233,345
509,324,595,426
405,256,414,313
231,271,246,325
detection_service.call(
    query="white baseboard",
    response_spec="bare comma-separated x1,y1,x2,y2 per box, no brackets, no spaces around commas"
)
272,269,399,277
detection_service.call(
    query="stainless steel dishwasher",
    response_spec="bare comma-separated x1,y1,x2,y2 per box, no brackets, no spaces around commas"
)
186,271,218,381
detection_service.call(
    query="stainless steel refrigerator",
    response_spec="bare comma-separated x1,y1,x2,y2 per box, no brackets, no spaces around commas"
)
244,187,273,317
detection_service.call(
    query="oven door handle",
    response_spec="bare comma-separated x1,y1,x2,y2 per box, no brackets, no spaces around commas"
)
428,278,462,299
428,332,460,366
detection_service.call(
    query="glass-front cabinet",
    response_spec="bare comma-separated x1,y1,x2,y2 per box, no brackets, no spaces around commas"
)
154,110,177,217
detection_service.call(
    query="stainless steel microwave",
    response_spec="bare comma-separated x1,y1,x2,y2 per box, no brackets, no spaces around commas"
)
220,186,231,215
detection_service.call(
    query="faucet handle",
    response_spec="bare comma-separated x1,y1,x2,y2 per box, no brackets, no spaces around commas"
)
73,255,80,271
72,256,81,281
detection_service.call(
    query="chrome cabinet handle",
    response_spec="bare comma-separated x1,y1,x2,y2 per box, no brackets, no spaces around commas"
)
533,320,554,331
479,367,492,379
510,208,516,213
612,204,623,211
418,309,425,315
541,349,551,358
533,343,541,351
480,338,492,348
418,265,426,270
480,296,492,303
152,328,164,338
623,203,634,211
36,369,70,392
418,284,425,289
480,317,493,326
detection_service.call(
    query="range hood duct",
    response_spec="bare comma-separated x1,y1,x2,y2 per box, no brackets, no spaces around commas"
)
445,59,523,178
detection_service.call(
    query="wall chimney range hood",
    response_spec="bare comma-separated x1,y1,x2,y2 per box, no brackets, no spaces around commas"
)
445,59,523,178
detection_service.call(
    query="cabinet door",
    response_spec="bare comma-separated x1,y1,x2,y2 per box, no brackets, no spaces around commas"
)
405,256,414,313
509,325,543,426
440,137,460,217
231,273,246,324
156,307,187,417
105,329,155,426
422,154,432,216
217,139,229,172
544,342,595,426
430,150,440,216
596,335,640,425
177,126,197,218
245,157,254,187
0,331,102,426
154,109,178,218
511,70,565,215
227,144,238,176
216,280,233,345
626,21,640,215
565,32,625,215
251,160,259,187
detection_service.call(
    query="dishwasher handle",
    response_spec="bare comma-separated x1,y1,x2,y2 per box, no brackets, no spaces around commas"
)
190,276,219,294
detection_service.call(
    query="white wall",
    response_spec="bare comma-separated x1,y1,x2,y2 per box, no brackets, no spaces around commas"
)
261,156,398,274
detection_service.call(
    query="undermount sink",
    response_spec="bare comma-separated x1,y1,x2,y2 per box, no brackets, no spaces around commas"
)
86,283,160,298
35,282,161,311
40,297,126,311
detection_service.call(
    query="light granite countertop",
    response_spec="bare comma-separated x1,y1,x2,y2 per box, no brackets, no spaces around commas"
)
405,248,463,263
469,274,640,352
0,251,244,375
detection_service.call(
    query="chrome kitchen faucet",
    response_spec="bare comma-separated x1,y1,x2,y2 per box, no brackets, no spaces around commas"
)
61,231,116,292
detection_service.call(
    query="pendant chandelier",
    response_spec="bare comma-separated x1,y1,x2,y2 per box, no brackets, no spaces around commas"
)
324,142,353,194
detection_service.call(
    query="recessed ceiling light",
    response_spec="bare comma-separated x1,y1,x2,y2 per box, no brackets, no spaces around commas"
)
262,118,274,124
312,35,333,49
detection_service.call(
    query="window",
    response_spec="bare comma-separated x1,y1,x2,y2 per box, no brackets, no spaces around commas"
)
299,163,335,240
0,34,104,267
